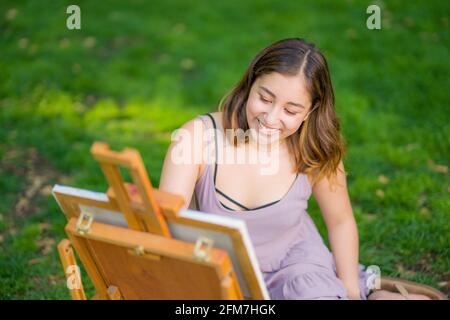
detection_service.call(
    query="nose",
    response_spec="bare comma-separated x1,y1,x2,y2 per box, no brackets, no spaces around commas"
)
264,106,282,127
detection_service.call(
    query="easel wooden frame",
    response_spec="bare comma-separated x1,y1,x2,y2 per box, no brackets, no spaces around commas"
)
54,142,268,300
90,142,170,236
54,185,267,299
59,217,242,299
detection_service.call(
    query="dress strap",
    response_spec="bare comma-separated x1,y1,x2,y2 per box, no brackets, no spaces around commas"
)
196,114,214,168
204,113,219,184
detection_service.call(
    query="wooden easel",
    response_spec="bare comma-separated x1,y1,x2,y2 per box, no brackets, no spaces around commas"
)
58,217,241,299
55,142,266,300
90,141,171,236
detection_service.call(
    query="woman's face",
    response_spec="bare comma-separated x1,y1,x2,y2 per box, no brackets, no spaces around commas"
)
245,72,312,145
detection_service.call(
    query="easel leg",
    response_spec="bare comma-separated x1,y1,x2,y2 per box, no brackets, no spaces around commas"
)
57,239,87,300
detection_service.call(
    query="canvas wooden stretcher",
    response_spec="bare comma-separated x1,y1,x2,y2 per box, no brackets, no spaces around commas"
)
59,217,242,299
54,142,269,300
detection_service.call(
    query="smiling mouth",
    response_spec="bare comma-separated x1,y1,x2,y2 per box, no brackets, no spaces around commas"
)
257,118,281,135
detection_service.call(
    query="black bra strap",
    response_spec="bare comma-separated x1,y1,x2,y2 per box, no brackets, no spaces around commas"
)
204,112,295,212
215,188,250,210
219,201,238,211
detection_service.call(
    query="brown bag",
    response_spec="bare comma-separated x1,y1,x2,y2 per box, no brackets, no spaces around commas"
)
373,276,447,300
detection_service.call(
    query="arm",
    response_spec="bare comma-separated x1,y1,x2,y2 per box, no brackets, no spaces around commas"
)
159,118,205,209
312,161,361,299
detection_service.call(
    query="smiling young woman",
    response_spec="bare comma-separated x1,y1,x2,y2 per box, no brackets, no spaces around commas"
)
159,38,431,300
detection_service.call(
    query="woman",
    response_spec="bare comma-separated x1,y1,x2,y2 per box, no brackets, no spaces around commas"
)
159,38,430,300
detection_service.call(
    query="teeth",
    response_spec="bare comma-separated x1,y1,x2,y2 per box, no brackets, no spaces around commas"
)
257,118,279,134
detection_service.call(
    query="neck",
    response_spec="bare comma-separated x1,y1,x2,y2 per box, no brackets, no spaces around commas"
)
248,136,287,155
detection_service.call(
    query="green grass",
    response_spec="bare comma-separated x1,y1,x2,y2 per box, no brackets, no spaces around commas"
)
0,0,448,299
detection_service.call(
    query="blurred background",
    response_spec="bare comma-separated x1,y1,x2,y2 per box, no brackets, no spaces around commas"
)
0,0,448,299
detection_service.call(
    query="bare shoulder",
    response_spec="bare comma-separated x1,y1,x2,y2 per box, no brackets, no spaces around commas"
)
310,161,353,226
178,115,204,133
209,111,223,128
175,114,216,182
173,116,207,160
311,161,347,193
159,115,209,204
180,111,222,130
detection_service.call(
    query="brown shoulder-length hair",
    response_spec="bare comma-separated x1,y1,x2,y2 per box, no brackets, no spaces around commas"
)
219,38,345,185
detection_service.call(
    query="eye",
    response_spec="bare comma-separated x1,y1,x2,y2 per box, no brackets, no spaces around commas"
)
284,109,297,116
259,96,272,104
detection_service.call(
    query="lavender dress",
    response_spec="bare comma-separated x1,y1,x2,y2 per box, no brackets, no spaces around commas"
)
194,115,373,300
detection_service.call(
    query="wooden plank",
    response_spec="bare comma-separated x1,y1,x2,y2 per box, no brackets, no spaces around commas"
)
57,239,87,300
64,217,239,299
91,142,171,237
106,285,123,300
65,223,109,299
55,185,264,299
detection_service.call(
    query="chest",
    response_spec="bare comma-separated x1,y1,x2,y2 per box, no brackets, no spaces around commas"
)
213,144,298,209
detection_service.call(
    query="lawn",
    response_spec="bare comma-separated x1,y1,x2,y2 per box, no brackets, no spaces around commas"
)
0,0,448,299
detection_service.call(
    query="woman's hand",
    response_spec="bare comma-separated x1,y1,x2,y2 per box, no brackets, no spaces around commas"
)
347,288,362,300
